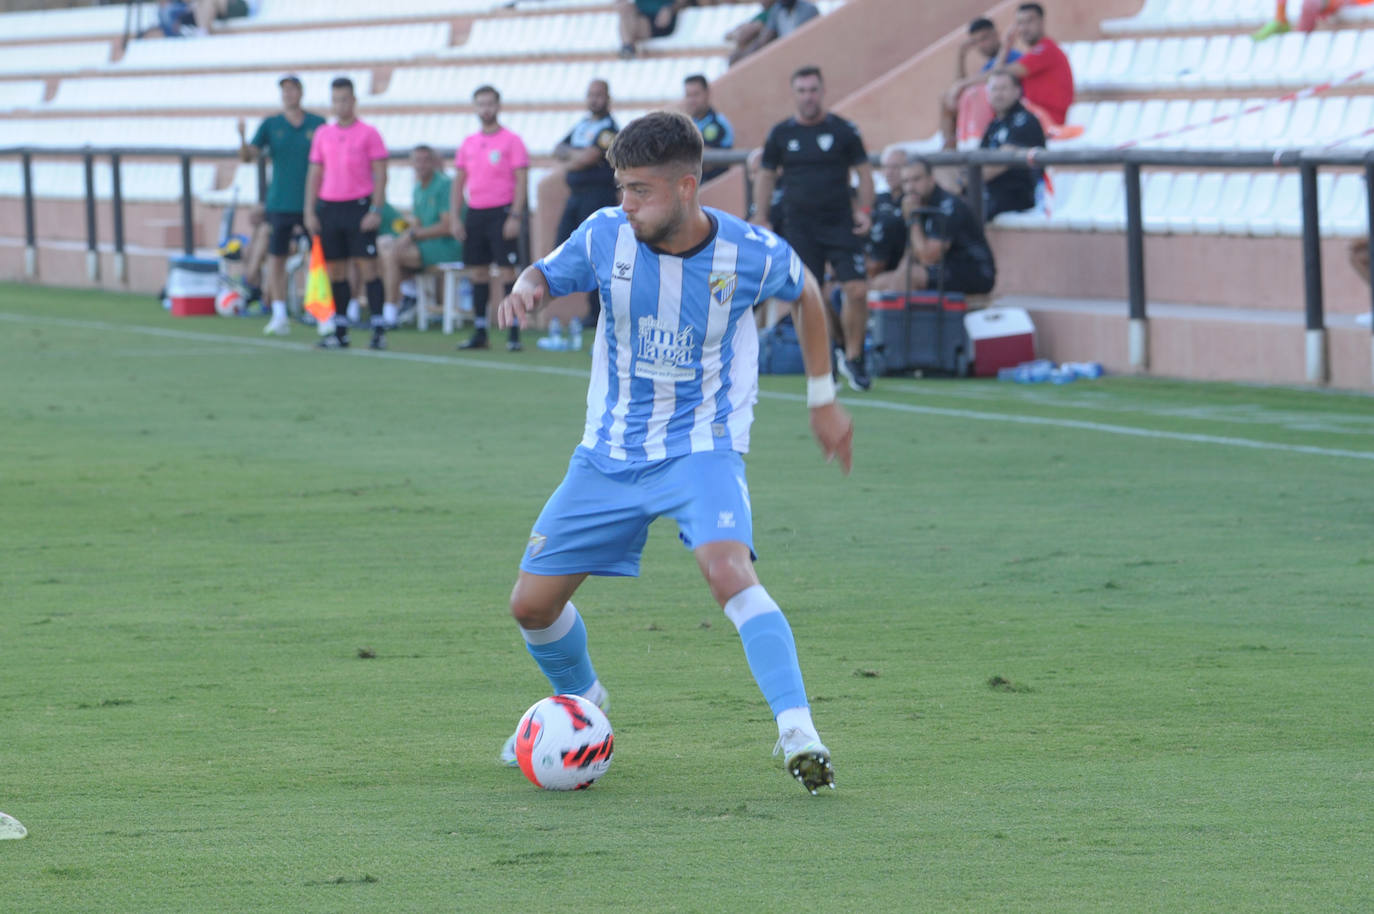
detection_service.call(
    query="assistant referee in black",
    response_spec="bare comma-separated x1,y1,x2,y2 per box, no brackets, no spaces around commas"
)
755,65,875,391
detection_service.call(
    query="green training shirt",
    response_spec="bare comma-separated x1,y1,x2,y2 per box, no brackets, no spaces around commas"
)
250,111,326,214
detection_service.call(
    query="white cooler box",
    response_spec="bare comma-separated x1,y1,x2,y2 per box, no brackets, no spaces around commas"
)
965,307,1035,377
167,255,219,317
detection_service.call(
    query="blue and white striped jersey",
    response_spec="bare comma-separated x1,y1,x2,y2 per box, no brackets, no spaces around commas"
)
536,206,806,464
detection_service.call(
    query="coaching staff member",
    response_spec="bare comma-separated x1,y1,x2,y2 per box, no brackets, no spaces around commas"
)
553,78,619,325
755,65,875,391
304,76,390,350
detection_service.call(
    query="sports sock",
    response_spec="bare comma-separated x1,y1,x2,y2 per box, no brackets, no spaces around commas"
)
382,301,398,325
366,278,384,328
723,585,810,719
270,300,287,320
520,602,598,696
330,281,352,327
472,282,490,330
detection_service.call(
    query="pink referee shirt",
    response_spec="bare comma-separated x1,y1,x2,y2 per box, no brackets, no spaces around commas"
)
454,127,530,210
309,119,388,202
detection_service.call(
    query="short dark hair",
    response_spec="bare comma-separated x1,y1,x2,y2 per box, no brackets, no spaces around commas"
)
330,77,354,94
605,110,702,178
278,74,302,89
989,69,1023,90
473,84,500,102
906,156,933,177
791,65,823,84
969,17,995,33
1017,2,1045,17
683,74,708,91
412,144,436,157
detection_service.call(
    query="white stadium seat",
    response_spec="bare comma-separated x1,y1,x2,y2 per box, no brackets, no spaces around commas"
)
47,70,371,112
114,22,451,70
0,4,153,41
0,41,112,76
0,79,46,113
0,159,216,202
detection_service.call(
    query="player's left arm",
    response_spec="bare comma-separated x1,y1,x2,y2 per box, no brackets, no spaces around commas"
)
792,268,853,474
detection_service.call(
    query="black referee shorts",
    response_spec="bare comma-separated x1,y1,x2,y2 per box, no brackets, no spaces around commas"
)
783,217,867,284
315,197,377,262
265,211,306,257
924,261,995,295
464,205,519,269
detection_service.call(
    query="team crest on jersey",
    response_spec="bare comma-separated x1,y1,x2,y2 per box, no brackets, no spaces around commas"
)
488,149,502,164
526,532,547,557
817,133,834,152
709,271,737,308
787,138,801,152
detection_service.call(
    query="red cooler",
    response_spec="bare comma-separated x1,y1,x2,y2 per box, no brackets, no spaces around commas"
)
965,307,1035,377
167,255,219,316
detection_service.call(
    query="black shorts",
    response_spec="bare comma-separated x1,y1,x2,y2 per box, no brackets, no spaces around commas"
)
265,211,306,257
315,197,377,262
925,260,995,295
783,217,866,284
464,205,519,269
643,9,677,37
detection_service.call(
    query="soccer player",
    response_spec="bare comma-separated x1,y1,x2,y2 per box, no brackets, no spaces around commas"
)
304,77,389,350
553,80,620,325
451,85,530,352
755,65,875,391
683,74,734,182
238,74,324,336
494,110,854,795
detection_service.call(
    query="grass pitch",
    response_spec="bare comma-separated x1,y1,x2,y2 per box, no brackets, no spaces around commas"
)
1,283,1371,912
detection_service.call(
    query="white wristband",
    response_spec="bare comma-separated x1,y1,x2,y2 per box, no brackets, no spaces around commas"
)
806,374,836,408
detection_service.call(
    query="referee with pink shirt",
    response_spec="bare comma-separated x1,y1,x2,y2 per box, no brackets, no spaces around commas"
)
451,85,530,352
304,76,390,350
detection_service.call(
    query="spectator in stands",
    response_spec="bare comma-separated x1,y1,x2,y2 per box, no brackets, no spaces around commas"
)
870,158,995,296
866,147,908,279
979,71,1046,220
993,2,1074,131
730,0,820,66
1256,0,1368,40
158,0,256,36
377,145,461,335
237,75,325,336
1352,239,1370,285
553,79,619,325
451,85,530,352
618,0,688,58
756,65,875,391
683,74,734,182
939,17,1022,151
304,76,390,350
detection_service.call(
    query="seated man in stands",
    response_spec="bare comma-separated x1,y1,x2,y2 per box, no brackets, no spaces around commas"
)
992,2,1073,131
939,17,1021,150
157,0,255,36
618,0,688,58
866,147,909,280
378,145,462,330
979,70,1046,220
730,0,820,66
870,158,995,297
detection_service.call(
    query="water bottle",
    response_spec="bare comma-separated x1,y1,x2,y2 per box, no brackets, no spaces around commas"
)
1049,365,1076,384
1063,361,1104,379
1023,359,1054,383
568,316,583,351
537,316,568,351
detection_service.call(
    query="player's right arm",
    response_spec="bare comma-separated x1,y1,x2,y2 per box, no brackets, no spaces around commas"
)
496,264,548,329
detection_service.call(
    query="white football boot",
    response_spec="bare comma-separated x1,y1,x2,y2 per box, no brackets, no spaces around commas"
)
774,727,835,795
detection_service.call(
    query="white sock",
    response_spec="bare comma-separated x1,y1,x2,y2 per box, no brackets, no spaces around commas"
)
318,316,335,335
399,278,418,298
776,706,818,741
383,302,398,324
271,300,287,320
581,679,608,710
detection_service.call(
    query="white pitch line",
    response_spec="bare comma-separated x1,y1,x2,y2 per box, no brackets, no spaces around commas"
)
4,310,1373,463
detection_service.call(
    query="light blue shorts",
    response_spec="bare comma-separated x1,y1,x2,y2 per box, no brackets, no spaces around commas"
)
521,448,756,577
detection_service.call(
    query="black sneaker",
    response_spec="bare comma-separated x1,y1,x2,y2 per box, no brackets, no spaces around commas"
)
458,331,489,351
316,333,344,350
335,325,351,348
837,356,872,392
369,326,387,350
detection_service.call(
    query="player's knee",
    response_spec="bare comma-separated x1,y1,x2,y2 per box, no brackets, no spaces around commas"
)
509,581,561,630
702,551,757,608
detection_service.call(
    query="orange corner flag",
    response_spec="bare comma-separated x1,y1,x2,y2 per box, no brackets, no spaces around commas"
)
304,238,334,327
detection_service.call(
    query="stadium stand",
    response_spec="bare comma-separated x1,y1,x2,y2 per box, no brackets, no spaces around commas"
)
1,0,1370,387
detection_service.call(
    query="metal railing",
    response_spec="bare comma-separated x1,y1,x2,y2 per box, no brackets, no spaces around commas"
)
4,144,1373,382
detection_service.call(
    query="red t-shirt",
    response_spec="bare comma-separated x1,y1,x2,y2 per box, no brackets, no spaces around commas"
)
1018,36,1074,126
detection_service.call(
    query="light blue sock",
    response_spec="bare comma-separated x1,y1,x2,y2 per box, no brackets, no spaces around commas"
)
520,602,598,696
724,585,809,718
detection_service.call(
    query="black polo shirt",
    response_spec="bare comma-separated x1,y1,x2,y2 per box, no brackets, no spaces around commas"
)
761,112,868,224
919,185,994,279
980,100,1046,217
